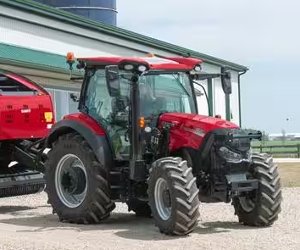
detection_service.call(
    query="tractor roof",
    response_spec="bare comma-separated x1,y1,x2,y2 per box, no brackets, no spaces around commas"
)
75,56,203,71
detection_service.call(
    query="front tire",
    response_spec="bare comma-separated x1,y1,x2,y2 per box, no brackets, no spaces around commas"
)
45,133,116,224
148,157,200,236
232,153,282,226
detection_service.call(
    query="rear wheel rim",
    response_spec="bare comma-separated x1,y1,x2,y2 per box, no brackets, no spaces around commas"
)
154,177,171,220
55,154,88,208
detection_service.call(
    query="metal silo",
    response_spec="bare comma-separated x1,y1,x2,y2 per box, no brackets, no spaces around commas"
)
31,0,117,26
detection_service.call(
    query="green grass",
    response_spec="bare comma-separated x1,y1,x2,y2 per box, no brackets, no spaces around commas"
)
278,162,300,187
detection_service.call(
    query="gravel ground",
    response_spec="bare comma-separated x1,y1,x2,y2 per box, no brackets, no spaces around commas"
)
0,188,298,250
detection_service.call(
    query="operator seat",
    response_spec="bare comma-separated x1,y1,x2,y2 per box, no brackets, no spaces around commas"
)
111,95,129,114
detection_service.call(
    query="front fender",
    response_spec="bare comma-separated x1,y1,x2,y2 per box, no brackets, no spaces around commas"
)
45,113,113,167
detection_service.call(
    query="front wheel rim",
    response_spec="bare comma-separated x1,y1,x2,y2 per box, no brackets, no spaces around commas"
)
154,177,172,220
55,154,88,208
238,194,256,212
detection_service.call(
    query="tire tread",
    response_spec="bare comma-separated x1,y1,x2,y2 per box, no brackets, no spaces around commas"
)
45,132,115,224
232,153,282,227
148,157,200,236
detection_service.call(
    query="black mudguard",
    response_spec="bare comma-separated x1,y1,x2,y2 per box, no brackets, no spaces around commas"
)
44,119,114,168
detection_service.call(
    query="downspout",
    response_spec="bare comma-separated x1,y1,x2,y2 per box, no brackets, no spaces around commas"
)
207,78,213,116
238,69,247,127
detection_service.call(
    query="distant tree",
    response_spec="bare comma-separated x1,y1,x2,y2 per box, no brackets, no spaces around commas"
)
261,131,269,144
281,129,286,144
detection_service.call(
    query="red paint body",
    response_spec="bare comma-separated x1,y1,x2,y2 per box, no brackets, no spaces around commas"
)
158,113,239,152
0,71,54,140
6,73,49,95
77,56,203,71
62,112,239,153
62,113,106,136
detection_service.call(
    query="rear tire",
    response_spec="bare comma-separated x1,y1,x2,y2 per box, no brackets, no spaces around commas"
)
148,157,200,236
45,133,115,224
232,153,282,226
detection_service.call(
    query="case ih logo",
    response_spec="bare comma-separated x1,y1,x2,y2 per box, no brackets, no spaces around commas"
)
182,126,205,137
21,109,31,113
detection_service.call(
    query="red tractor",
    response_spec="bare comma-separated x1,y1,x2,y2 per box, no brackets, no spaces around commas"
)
0,53,282,236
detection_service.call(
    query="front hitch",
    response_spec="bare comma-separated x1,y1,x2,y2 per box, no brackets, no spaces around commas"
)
226,174,259,196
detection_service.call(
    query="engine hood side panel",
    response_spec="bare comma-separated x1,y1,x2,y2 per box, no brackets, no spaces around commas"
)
158,113,240,151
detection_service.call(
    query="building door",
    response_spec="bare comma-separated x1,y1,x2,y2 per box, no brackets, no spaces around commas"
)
45,87,80,121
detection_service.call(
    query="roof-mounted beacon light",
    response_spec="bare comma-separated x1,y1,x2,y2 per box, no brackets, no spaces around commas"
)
66,52,75,70
147,52,155,57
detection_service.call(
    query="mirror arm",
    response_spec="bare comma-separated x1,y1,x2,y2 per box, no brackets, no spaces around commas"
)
193,80,210,115
105,65,121,97
192,73,223,81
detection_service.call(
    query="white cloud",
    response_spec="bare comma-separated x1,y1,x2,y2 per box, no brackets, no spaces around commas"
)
116,0,300,64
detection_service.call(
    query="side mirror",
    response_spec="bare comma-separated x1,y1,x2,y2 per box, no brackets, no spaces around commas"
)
221,67,232,95
70,93,79,102
105,65,121,97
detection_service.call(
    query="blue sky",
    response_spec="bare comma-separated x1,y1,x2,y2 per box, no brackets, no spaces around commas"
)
116,0,300,134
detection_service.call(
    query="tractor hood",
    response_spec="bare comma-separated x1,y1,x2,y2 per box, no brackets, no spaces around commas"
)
159,113,239,131
158,113,240,151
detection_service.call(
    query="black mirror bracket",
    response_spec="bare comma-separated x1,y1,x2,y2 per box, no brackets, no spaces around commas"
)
105,65,121,97
221,66,232,95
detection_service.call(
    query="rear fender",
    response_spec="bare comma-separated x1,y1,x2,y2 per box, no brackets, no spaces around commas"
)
45,115,113,168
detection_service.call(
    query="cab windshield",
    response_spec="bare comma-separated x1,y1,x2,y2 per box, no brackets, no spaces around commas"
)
121,71,197,117
83,69,197,125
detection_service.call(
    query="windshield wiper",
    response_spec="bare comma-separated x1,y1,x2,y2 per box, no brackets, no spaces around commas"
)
172,74,190,97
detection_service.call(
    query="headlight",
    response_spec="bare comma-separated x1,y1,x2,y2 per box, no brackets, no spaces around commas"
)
219,146,243,163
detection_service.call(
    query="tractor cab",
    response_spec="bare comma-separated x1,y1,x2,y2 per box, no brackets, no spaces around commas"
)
66,53,232,163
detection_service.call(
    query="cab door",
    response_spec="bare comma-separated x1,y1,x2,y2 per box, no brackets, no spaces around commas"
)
79,68,130,159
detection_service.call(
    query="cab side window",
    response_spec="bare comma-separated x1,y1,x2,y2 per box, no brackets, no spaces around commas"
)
84,70,113,122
